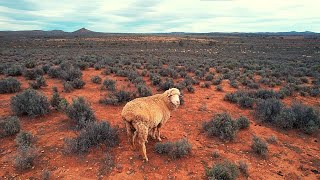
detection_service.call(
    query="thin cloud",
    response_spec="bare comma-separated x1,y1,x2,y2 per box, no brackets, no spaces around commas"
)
0,0,319,32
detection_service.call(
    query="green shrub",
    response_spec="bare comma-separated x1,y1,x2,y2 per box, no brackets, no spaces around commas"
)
236,116,250,129
71,78,86,89
14,145,37,171
154,139,192,159
66,97,96,128
237,96,254,109
251,136,268,156
99,90,133,105
91,75,102,84
136,84,152,97
65,121,119,154
29,76,47,89
11,89,50,116
0,116,20,137
5,66,22,76
186,85,195,93
0,77,21,93
206,160,239,180
291,103,320,134
203,113,238,141
274,108,295,129
15,131,34,148
238,160,249,176
63,81,74,92
255,99,283,123
102,79,116,91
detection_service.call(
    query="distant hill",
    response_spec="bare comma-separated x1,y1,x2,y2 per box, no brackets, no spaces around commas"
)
0,28,103,38
0,28,319,39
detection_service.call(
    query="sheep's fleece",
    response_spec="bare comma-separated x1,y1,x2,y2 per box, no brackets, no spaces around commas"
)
121,88,181,161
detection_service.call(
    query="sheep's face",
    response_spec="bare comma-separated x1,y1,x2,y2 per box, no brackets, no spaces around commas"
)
167,88,181,108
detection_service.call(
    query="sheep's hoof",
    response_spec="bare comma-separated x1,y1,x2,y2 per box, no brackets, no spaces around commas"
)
157,137,162,142
151,135,157,140
144,157,149,162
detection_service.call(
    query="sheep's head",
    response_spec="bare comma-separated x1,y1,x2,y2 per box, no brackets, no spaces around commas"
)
166,88,181,109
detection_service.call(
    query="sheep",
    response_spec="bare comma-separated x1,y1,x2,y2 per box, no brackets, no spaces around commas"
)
121,88,181,161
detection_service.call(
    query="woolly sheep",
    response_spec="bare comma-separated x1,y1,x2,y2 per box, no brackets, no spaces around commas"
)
121,88,181,161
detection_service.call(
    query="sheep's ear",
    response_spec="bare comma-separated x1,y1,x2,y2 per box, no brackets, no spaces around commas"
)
167,89,173,97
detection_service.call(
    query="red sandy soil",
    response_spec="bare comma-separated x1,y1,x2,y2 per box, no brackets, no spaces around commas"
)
1,68,319,179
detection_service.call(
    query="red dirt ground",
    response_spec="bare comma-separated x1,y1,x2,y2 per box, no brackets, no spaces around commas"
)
1,68,319,179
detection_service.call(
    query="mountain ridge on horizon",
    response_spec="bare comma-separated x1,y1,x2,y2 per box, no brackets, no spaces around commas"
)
0,28,319,38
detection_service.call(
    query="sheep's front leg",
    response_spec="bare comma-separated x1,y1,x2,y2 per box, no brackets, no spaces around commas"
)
156,128,162,141
156,123,163,141
151,127,157,140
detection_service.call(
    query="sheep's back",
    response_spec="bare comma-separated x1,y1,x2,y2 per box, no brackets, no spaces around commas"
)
121,95,167,128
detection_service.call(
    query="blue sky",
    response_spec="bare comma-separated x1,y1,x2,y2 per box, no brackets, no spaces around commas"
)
0,0,319,32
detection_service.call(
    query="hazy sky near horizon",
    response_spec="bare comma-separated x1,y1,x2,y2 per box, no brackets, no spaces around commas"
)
0,0,319,32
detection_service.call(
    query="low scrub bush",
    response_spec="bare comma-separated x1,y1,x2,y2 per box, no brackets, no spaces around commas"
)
238,160,249,176
91,75,102,84
15,131,34,148
159,78,175,91
50,87,68,111
5,66,22,76
14,145,37,171
102,79,116,91
0,77,21,93
65,121,119,154
23,68,43,80
99,90,133,105
71,78,86,89
255,98,283,123
154,138,192,159
136,84,152,97
291,103,320,134
202,113,238,141
11,89,50,116
66,97,96,128
0,116,20,137
150,73,161,86
29,76,47,89
63,81,74,92
206,160,239,180
251,136,268,156
236,116,250,129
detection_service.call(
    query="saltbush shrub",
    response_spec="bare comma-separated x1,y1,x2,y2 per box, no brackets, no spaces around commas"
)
236,116,250,129
65,121,119,154
255,99,283,123
102,79,116,91
11,89,50,116
206,160,239,180
29,76,47,89
0,77,21,93
5,66,22,76
14,145,37,171
150,73,162,86
15,131,34,148
0,116,20,137
91,75,102,84
66,97,96,128
71,78,86,89
63,81,74,92
251,136,268,156
154,138,192,159
136,84,152,97
202,113,238,141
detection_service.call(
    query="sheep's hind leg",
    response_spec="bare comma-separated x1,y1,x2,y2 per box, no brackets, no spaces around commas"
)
124,121,134,145
133,122,149,162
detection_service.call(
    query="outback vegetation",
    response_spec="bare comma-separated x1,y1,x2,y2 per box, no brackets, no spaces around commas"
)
0,34,319,179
